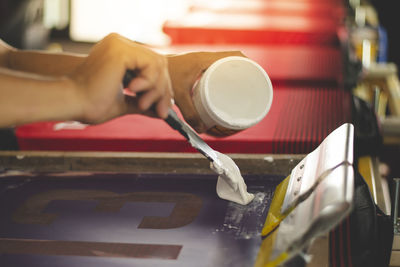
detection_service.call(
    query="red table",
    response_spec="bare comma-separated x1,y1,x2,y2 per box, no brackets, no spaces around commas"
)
163,11,340,46
189,0,345,22
16,86,352,154
158,44,343,85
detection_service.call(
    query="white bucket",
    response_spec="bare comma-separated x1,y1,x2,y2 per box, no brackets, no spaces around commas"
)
192,56,273,136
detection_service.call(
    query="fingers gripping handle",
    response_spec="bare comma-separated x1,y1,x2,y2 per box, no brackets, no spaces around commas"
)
122,69,140,88
123,69,178,128
123,70,185,140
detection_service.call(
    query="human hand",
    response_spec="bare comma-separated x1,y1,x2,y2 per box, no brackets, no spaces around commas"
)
70,33,173,124
167,51,245,133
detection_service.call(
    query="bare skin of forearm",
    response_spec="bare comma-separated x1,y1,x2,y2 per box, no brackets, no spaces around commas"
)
0,39,86,76
0,37,245,131
0,33,174,128
7,49,86,76
0,68,81,127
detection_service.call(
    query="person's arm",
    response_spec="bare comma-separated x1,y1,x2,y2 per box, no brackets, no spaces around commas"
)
0,38,85,76
8,49,86,76
0,68,81,127
0,33,173,128
0,39,13,68
0,37,245,132
0,40,83,126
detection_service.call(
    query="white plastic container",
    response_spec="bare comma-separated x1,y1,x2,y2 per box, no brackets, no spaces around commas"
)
192,56,273,136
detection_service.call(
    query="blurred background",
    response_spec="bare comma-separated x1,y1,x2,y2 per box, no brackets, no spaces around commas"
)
1,0,191,51
1,0,400,180
0,0,398,67
1,0,400,265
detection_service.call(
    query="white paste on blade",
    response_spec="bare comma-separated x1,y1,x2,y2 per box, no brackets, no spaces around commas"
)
210,151,255,205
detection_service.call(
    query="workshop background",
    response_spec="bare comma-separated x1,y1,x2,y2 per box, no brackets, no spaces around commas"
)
0,0,399,266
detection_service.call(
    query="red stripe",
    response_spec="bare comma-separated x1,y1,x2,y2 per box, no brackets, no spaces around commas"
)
346,217,353,267
318,89,324,149
323,88,329,144
293,89,304,153
339,223,345,267
284,90,294,153
303,87,314,152
330,229,337,267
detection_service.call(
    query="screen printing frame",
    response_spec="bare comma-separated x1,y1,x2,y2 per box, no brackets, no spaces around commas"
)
0,151,302,175
0,151,331,267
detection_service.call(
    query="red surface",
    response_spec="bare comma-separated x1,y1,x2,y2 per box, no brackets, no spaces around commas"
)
189,1,345,22
16,86,352,154
16,2,350,155
158,44,342,84
163,11,340,46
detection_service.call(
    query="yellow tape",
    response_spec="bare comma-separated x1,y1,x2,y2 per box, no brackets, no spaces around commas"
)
256,157,376,267
264,252,289,267
254,228,277,267
254,175,292,267
358,156,377,203
255,229,289,267
261,175,291,237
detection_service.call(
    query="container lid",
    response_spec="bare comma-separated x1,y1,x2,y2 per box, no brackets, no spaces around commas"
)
202,56,273,130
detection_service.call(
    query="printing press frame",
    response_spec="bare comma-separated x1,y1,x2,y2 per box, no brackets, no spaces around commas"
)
0,150,391,266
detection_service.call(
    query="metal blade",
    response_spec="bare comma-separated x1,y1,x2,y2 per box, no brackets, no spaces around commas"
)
165,109,221,166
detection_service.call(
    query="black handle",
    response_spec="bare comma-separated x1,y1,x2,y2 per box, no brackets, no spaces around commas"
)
164,109,190,140
122,69,140,88
124,69,177,123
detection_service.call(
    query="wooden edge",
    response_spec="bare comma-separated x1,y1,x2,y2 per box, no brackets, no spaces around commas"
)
358,156,392,215
391,249,400,267
394,235,400,251
0,151,304,176
307,233,330,267
383,136,400,145
370,157,392,215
